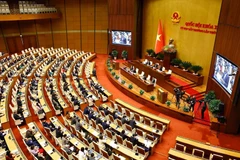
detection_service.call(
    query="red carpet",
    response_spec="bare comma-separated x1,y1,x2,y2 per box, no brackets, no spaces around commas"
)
170,75,199,96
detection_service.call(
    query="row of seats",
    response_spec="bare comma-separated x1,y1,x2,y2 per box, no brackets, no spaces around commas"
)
168,136,240,160
19,1,57,14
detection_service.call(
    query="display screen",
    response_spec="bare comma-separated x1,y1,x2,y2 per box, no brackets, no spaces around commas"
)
213,54,238,94
111,30,131,46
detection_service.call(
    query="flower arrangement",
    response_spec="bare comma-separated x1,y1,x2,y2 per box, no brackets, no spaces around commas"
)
183,106,190,112
112,50,118,59
140,90,144,95
111,72,116,76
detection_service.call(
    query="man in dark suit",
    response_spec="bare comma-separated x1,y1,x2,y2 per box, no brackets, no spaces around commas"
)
83,106,90,115
129,117,137,129
189,96,196,112
201,101,207,119
121,114,128,124
56,126,63,139
120,130,127,140
130,134,139,146
102,120,110,130
13,111,23,121
96,115,102,125
113,109,119,119
103,107,110,116
88,110,96,120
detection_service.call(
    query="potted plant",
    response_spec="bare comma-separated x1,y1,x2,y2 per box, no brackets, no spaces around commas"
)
112,50,118,60
128,84,133,89
204,90,216,103
171,58,182,67
209,99,222,116
183,106,190,112
115,75,119,80
181,61,192,71
156,53,164,61
121,80,125,84
190,65,203,75
150,95,155,101
121,50,128,60
140,90,144,95
111,72,116,76
165,100,171,106
146,49,155,56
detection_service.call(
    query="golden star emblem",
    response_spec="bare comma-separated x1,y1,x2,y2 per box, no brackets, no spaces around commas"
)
157,34,161,41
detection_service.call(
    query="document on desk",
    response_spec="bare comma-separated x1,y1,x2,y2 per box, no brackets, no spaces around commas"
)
110,140,117,148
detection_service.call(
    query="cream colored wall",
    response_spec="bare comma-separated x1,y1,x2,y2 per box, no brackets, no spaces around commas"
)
142,0,222,84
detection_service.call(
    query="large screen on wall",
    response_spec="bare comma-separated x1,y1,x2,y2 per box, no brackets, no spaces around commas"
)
111,30,131,46
213,54,238,94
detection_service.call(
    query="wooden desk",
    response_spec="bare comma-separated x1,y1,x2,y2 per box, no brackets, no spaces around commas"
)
50,116,107,160
176,136,240,160
4,129,27,160
120,67,154,92
91,76,113,100
128,60,181,94
28,122,66,160
168,148,205,160
115,99,170,130
67,112,146,160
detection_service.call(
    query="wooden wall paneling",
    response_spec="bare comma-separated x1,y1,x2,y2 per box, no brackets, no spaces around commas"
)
95,0,108,54
23,35,37,49
81,0,95,52
219,0,240,26
207,0,240,133
1,22,19,36
0,24,8,53
50,0,67,48
6,36,24,54
120,0,127,15
0,37,7,53
108,0,119,15
65,0,81,50
36,19,53,48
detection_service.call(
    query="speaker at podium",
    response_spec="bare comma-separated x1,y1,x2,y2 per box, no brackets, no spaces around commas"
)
157,88,168,103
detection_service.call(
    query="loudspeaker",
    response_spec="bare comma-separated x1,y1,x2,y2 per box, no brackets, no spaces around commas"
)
219,102,224,114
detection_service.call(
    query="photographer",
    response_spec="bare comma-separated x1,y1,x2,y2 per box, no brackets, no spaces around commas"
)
189,96,196,112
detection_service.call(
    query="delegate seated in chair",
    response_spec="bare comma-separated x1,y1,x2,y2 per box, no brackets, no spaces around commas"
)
142,59,148,65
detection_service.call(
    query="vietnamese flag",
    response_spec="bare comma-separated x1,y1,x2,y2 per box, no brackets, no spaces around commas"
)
155,20,164,53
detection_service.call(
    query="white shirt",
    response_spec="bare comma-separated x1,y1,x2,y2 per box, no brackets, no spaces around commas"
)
78,150,87,160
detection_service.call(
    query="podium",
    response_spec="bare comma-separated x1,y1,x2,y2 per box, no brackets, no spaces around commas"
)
112,61,119,70
157,88,168,103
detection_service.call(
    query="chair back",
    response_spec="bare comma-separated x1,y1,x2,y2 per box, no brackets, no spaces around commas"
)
175,143,186,152
116,135,123,145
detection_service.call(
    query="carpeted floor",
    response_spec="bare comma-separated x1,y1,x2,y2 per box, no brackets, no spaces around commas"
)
95,54,240,159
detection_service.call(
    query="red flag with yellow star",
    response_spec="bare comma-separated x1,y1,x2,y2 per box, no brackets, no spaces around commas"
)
155,20,164,53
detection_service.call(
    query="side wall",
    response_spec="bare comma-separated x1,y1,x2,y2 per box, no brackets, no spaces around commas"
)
0,0,108,54
142,0,222,84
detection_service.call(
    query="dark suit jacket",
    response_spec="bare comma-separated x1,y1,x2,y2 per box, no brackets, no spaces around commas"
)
13,113,22,120
129,120,136,128
56,129,63,138
102,122,109,130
